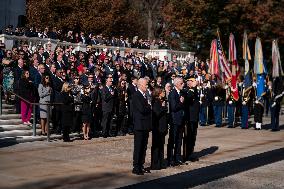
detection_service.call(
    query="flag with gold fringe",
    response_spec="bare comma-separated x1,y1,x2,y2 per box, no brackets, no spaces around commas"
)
272,39,283,78
229,33,239,101
254,37,266,99
209,39,219,76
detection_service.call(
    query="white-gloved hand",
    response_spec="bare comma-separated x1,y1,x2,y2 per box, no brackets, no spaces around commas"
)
229,101,233,105
255,100,259,104
253,83,257,87
199,101,202,104
215,96,218,101
242,101,246,105
200,94,204,97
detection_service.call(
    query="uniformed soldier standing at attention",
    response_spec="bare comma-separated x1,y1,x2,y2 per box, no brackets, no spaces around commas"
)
183,78,200,162
212,83,226,127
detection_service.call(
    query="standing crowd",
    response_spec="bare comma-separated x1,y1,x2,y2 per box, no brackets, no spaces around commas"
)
0,39,283,175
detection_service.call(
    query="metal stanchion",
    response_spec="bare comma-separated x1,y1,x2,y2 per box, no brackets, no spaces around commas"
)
33,104,36,136
46,105,50,142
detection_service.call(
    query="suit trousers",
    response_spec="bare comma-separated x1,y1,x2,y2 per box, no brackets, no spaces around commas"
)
133,130,149,170
101,111,113,136
167,124,183,162
183,121,198,160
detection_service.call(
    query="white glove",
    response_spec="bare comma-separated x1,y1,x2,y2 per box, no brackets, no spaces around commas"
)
199,101,202,104
253,83,257,87
200,94,204,97
224,85,228,89
229,101,233,105
255,100,259,104
242,101,246,105
271,102,276,107
268,86,272,90
215,96,219,101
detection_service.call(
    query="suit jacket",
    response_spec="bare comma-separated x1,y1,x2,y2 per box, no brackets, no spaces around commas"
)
101,85,116,112
13,66,23,91
29,66,42,88
152,99,168,133
169,88,184,126
132,91,152,131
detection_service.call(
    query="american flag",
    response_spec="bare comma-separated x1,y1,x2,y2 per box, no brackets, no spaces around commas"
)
216,36,232,82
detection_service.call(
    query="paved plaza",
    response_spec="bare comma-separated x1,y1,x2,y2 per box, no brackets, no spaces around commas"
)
0,115,283,189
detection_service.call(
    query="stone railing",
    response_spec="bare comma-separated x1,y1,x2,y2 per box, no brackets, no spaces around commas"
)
0,34,195,62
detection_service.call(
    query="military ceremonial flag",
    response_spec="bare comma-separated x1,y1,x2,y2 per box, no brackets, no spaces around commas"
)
216,30,232,82
242,31,252,89
229,33,239,101
254,37,266,98
209,39,219,76
272,39,283,78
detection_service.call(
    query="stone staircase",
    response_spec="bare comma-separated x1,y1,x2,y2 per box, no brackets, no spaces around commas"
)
0,100,78,145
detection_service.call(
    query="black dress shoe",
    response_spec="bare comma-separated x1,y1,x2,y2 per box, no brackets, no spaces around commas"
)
271,128,280,132
175,160,184,166
188,157,199,162
142,167,151,173
132,168,144,175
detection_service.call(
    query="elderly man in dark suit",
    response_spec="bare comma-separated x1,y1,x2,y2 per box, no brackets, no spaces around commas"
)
167,76,185,166
101,75,116,138
132,78,152,175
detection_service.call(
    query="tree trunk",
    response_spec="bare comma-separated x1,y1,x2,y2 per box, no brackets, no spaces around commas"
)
147,9,154,40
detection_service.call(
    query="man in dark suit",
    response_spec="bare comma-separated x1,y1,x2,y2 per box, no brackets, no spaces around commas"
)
127,77,138,134
132,78,152,175
167,77,185,166
183,78,200,162
51,69,64,134
101,75,116,138
13,58,24,113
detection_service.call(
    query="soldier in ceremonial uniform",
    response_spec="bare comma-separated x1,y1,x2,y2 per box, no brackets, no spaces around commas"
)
199,81,210,126
212,83,226,127
225,79,237,128
270,77,284,131
183,78,200,162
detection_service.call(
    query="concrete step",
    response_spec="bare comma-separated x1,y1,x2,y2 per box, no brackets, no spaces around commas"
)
1,104,15,109
0,133,81,145
0,129,42,138
2,109,16,114
0,119,23,125
0,124,41,132
0,114,21,120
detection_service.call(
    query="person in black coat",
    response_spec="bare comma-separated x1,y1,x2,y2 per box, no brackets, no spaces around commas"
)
151,86,168,170
60,83,74,142
51,69,64,134
101,75,116,138
167,77,185,166
81,85,93,140
132,78,152,175
183,78,200,162
127,77,138,134
115,80,128,136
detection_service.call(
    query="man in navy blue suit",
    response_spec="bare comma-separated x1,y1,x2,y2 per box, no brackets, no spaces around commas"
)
132,78,152,175
167,77,185,166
